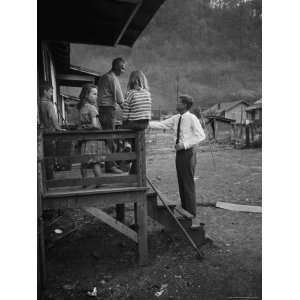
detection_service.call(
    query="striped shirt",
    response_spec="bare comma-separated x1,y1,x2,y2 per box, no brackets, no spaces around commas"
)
122,89,152,121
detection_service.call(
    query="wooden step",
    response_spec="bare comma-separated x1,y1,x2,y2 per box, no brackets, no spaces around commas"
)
156,199,176,210
174,207,194,219
146,190,176,209
173,209,193,228
147,195,192,231
146,193,206,245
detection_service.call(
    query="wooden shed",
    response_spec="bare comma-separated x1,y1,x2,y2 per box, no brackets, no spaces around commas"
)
205,116,236,142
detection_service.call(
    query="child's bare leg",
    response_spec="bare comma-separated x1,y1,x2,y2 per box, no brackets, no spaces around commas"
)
80,164,88,188
93,163,102,188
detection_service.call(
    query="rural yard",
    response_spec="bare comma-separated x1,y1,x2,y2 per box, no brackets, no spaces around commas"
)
43,131,262,300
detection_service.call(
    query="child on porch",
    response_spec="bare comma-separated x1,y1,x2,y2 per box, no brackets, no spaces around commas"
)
78,84,106,187
39,82,65,179
123,70,152,130
122,70,152,173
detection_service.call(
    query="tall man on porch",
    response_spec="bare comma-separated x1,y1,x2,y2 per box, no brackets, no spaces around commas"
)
149,95,206,228
97,57,126,174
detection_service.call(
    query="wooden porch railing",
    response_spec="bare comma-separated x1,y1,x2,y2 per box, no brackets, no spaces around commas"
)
37,128,148,289
40,129,146,191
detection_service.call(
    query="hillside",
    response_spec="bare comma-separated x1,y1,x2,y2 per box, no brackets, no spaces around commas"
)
70,0,261,110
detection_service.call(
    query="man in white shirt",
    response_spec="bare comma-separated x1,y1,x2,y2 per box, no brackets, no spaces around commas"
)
149,95,206,228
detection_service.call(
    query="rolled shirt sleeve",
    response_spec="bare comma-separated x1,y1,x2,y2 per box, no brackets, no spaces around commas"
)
149,115,177,130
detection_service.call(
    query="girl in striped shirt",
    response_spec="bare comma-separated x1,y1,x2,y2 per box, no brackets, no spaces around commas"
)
122,70,152,130
122,71,152,174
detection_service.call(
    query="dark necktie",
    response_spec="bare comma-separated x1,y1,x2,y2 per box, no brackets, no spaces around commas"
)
176,115,182,144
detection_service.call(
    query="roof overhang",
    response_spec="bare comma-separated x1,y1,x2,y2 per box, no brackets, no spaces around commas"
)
38,0,165,47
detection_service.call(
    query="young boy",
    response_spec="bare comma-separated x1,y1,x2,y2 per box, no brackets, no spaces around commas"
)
38,82,64,179
39,82,63,132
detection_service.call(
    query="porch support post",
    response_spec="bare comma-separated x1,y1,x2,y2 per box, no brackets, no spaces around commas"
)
37,129,47,290
137,194,148,265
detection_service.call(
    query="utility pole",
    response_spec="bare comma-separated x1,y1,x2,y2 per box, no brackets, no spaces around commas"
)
176,74,179,104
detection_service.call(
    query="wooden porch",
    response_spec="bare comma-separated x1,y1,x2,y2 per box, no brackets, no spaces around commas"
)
38,129,205,289
38,129,149,285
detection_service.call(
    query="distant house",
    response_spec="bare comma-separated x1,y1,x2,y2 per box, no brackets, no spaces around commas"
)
203,100,250,124
246,98,262,125
205,116,235,142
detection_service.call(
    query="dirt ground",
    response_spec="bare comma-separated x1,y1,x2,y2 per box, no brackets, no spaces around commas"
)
43,132,262,300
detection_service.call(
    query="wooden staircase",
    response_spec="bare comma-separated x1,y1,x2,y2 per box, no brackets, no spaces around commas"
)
146,189,206,244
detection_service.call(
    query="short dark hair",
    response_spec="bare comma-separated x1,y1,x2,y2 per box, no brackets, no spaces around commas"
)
179,94,194,110
39,82,53,96
112,57,126,69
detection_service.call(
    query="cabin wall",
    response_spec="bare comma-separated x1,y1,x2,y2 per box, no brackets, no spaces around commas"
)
225,104,248,124
255,109,262,123
214,120,234,142
246,108,262,124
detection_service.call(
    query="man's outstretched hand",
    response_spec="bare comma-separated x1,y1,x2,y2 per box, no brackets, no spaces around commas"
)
175,143,185,151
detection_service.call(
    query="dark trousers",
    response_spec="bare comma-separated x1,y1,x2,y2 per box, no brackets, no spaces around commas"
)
98,106,116,171
175,148,197,216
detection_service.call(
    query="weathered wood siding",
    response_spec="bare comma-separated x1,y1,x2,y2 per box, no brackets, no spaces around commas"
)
214,120,234,142
225,103,249,124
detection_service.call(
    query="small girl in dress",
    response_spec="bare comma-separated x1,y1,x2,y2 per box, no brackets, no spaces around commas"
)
78,84,106,187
